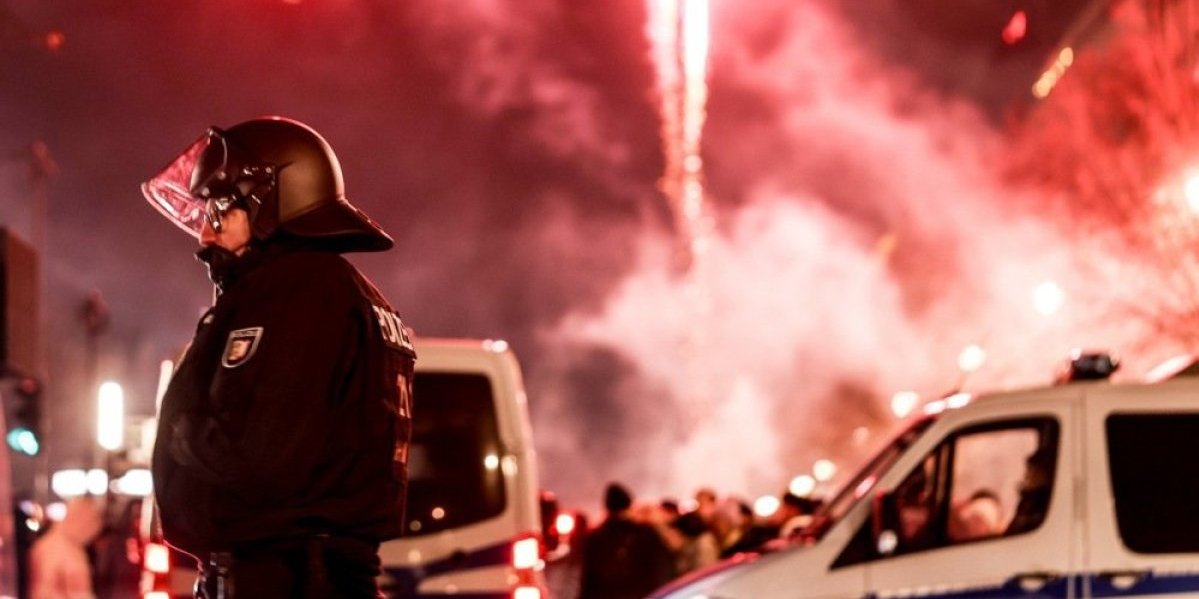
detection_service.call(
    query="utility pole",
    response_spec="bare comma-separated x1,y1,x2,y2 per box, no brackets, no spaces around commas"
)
19,142,56,504
28,141,55,262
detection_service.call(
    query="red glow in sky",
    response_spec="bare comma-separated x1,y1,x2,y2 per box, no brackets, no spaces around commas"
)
1002,10,1028,45
44,30,65,52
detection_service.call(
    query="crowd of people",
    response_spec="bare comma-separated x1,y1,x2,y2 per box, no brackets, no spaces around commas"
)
549,482,823,599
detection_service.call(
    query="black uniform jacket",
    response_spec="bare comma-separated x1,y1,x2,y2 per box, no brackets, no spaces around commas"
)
151,245,415,559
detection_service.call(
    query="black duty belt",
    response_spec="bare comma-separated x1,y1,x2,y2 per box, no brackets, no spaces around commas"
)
193,534,342,599
194,551,234,599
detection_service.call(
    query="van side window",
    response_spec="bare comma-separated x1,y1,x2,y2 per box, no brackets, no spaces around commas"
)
951,425,1052,541
832,418,1059,567
1106,413,1199,553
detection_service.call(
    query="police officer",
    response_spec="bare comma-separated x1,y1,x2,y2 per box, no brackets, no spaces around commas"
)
141,116,415,598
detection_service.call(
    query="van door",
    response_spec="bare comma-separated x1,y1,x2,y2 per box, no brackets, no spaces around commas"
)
862,398,1079,598
1082,382,1199,598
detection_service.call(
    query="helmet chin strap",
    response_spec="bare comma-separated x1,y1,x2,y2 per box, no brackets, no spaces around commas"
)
195,244,245,292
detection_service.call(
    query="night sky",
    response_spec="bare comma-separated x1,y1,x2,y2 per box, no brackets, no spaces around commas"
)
0,0,1125,508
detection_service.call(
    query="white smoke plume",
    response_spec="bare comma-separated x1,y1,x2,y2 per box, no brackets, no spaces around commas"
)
532,0,1169,507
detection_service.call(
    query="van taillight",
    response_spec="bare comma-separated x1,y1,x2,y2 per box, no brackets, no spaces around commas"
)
513,587,541,599
512,536,540,570
144,542,170,574
511,535,543,599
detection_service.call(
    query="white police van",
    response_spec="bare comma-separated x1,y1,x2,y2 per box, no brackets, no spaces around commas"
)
653,353,1199,599
377,338,548,599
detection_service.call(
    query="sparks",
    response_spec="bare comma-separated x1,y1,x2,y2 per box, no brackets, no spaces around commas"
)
647,0,714,406
648,0,712,272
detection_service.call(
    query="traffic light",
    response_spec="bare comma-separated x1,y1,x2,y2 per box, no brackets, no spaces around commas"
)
7,378,41,456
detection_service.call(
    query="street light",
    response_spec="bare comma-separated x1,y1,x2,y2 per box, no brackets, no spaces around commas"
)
789,475,816,498
813,459,837,482
97,381,124,452
957,345,987,374
50,469,87,498
1184,172,1199,213
86,469,108,496
753,495,780,518
1033,280,1065,316
890,391,919,418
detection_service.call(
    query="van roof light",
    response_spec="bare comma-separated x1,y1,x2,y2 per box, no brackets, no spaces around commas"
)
1058,350,1119,383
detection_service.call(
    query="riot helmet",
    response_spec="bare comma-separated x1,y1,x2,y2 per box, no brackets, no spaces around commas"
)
142,116,393,252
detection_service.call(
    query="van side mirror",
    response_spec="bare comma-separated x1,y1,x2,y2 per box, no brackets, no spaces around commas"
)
872,491,900,556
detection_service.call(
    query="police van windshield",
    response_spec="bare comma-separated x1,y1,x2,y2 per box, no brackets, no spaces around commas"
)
404,373,507,537
803,417,935,541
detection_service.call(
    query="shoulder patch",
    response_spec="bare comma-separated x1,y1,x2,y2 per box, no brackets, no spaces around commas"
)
222,327,263,368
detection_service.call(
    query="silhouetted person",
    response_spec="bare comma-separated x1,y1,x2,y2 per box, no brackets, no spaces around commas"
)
893,456,939,553
723,492,814,556
717,501,755,557
92,498,143,599
13,496,40,599
693,488,718,526
779,494,821,538
30,498,103,599
1006,449,1055,536
659,499,680,521
579,483,675,599
672,512,719,575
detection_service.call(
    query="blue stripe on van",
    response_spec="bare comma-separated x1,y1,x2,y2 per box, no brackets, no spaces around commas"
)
655,562,1199,599
387,594,508,599
1087,571,1199,597
865,574,1074,599
381,540,510,598
865,572,1199,599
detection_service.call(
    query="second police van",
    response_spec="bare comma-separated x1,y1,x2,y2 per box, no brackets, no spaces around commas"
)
377,338,548,599
653,352,1199,599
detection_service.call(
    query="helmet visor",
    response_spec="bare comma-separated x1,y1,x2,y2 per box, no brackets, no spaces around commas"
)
141,129,231,238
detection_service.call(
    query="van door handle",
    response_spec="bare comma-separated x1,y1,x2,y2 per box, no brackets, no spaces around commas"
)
1099,569,1150,590
1014,571,1060,593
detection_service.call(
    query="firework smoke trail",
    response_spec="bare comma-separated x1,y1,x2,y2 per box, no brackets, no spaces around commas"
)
647,0,712,268
647,0,716,406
